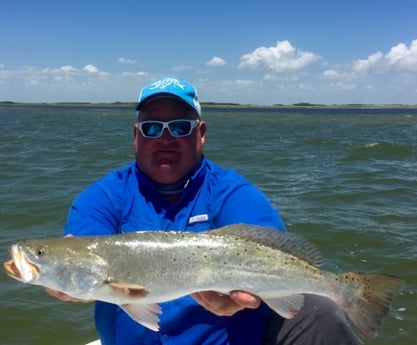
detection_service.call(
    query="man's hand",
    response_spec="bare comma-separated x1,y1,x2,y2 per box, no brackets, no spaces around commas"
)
191,290,261,316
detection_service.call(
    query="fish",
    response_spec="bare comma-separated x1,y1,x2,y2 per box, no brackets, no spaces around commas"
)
3,224,404,338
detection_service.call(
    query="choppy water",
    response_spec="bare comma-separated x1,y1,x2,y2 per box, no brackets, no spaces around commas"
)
1,105,416,345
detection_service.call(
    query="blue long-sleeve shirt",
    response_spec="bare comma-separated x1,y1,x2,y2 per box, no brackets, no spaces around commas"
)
64,157,286,345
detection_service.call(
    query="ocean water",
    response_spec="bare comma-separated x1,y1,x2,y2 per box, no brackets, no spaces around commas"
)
0,104,416,345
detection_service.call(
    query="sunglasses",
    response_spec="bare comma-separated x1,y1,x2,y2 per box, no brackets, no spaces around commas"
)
138,119,200,138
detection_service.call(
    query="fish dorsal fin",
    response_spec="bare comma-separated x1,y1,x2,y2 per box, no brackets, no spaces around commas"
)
209,224,323,267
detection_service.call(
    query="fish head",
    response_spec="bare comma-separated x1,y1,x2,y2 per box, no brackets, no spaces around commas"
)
4,238,109,299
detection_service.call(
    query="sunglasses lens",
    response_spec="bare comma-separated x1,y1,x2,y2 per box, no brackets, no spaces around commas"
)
169,120,192,137
141,122,163,137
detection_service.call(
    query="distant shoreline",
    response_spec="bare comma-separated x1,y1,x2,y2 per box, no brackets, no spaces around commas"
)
1,101,417,109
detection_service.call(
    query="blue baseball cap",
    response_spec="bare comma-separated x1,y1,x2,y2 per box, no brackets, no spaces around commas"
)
136,77,201,117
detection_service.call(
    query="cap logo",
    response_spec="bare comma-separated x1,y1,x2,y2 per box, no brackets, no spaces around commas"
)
149,78,186,91
136,77,201,116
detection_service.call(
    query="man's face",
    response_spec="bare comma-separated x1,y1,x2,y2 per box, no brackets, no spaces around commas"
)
133,97,206,184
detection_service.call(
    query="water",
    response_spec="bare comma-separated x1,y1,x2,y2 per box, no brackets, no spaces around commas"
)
1,104,416,345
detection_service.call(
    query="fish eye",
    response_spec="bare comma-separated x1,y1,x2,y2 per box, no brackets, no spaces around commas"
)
35,247,46,257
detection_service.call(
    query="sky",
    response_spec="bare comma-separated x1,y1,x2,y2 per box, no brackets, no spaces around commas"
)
1,0,417,105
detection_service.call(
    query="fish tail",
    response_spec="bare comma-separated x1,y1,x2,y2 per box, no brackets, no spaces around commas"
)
338,272,404,338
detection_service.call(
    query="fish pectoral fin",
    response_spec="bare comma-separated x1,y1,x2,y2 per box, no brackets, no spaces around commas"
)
264,294,305,319
120,303,162,331
107,280,150,298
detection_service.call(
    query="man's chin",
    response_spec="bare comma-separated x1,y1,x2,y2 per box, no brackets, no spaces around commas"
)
154,163,181,182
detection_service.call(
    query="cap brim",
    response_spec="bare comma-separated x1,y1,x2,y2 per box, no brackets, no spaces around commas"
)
136,94,185,111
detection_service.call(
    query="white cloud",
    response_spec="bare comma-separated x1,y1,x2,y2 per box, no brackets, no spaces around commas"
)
205,79,258,91
352,52,384,72
330,39,417,77
231,79,257,88
198,78,261,104
82,64,109,77
1,38,417,105
122,71,148,77
0,63,147,102
323,69,340,78
83,64,100,73
320,39,417,101
239,40,320,73
206,56,226,66
117,57,137,64
59,65,78,73
386,39,417,70
41,65,79,75
331,81,357,90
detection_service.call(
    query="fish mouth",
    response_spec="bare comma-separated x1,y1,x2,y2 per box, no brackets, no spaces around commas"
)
3,245,39,282
3,259,21,278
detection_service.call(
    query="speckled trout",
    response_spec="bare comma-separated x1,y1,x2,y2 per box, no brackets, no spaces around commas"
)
4,224,404,338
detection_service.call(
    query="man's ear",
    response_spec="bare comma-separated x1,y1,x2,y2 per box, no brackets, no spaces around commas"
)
133,123,139,139
199,121,207,144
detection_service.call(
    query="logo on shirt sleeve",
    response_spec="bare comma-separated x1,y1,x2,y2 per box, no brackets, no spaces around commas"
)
188,214,209,224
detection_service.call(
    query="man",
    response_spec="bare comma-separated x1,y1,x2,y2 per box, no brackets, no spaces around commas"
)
48,77,361,345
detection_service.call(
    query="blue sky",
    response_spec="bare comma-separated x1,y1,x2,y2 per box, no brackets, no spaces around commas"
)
1,0,416,105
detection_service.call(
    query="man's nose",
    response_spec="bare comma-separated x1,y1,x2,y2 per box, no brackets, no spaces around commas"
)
160,128,176,140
